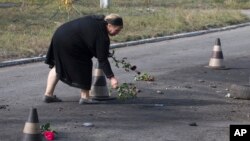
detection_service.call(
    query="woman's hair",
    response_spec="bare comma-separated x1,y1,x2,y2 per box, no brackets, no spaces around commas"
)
105,13,123,27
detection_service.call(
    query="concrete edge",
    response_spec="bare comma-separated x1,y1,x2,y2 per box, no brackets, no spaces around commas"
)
1,22,250,68
0,56,46,68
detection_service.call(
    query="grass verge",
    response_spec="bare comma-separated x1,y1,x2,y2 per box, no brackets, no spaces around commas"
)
0,0,249,61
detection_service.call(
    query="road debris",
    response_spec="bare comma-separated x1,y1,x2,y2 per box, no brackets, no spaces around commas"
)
198,79,205,83
0,105,9,110
225,93,231,98
184,85,192,89
189,122,198,126
156,90,164,94
82,122,94,127
209,85,217,88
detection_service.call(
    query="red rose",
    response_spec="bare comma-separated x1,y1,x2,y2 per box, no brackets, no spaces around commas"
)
44,131,55,140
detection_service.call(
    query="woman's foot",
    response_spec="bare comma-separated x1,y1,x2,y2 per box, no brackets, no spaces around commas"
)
43,95,62,103
79,98,100,104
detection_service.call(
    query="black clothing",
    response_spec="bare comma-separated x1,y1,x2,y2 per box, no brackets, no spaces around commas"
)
45,15,114,90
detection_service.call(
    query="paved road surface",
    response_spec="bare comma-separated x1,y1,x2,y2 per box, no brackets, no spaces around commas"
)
0,25,250,141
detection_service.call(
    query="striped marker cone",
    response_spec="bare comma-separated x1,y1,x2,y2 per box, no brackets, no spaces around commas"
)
207,38,226,69
22,108,42,141
90,62,116,101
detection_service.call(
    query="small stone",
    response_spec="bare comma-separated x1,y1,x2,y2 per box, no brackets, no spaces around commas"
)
198,80,205,83
58,107,63,112
184,85,192,89
136,89,141,93
82,122,94,127
225,93,231,98
210,85,217,88
156,90,163,94
173,86,179,89
154,104,164,107
189,122,198,126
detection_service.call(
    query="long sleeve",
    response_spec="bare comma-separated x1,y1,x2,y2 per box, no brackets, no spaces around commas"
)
95,31,114,78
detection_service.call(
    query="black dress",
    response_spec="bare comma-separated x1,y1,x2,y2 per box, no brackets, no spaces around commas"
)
45,15,114,90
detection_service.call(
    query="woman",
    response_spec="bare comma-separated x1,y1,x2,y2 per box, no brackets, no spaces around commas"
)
43,13,123,104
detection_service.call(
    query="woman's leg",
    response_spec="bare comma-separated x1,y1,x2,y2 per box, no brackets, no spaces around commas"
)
44,67,59,96
79,89,99,104
80,89,90,99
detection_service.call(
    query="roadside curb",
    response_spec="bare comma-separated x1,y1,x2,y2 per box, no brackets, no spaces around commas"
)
1,22,250,68
0,56,46,68
111,22,250,48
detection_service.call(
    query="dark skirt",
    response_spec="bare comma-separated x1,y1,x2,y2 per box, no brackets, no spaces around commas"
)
45,35,94,90
45,15,113,90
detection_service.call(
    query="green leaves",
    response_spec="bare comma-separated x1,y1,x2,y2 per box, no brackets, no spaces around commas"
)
40,123,57,134
116,83,137,100
111,50,139,73
134,72,154,81
110,50,154,99
111,50,154,81
111,56,132,72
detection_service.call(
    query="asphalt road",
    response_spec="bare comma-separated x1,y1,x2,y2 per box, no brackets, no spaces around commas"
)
0,25,250,141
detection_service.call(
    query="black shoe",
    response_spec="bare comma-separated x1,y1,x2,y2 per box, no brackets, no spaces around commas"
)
79,98,100,105
43,95,62,103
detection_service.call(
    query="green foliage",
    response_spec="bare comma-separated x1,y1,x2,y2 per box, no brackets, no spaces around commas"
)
112,56,132,72
223,0,250,8
110,50,154,100
116,83,137,100
134,72,155,81
0,0,249,61
110,50,140,74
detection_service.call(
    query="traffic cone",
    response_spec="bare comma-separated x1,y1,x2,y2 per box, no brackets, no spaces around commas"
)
90,62,116,101
22,108,42,141
207,38,226,69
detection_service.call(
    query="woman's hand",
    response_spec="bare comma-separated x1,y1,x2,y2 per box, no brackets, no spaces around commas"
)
110,77,118,89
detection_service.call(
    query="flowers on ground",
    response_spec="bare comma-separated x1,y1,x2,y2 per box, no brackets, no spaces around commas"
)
117,83,138,100
43,131,55,141
134,72,155,81
40,123,57,141
110,50,155,99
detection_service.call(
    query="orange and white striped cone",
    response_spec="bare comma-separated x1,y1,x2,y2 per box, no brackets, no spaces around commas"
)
90,62,116,101
207,38,227,69
22,108,42,141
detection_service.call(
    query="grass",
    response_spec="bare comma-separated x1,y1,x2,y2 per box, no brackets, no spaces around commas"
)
0,0,250,61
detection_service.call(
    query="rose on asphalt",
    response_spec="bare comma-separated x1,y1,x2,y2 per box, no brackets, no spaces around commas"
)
44,131,55,141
